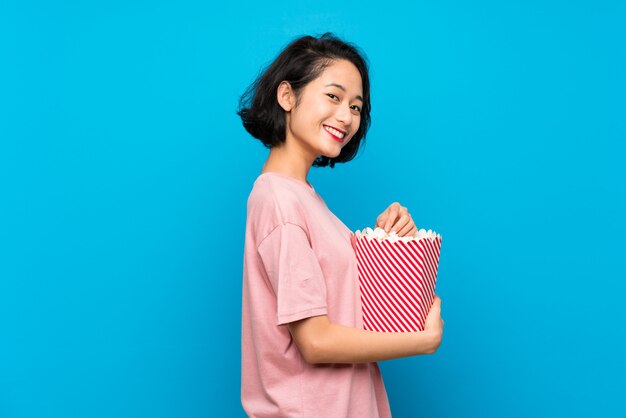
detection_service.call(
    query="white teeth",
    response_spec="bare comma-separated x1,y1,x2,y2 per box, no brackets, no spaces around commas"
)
324,126,345,139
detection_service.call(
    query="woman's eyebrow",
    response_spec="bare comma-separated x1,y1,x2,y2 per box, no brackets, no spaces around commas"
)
325,83,363,102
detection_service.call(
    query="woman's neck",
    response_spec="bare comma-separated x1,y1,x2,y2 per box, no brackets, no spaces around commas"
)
261,141,315,184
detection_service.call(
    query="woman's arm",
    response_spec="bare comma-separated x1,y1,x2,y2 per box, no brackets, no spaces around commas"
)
288,295,444,364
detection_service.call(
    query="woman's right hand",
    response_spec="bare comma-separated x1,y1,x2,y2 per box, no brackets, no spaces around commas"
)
423,295,444,353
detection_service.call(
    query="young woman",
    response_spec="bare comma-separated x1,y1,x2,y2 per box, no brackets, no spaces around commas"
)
237,33,444,418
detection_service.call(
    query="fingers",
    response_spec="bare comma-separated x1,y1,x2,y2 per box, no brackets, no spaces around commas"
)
375,204,393,228
396,216,415,236
391,208,415,237
383,203,401,232
432,295,444,328
375,212,387,229
391,210,409,231
431,295,442,310
375,202,417,237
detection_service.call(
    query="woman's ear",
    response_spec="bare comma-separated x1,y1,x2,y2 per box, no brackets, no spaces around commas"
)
277,81,295,112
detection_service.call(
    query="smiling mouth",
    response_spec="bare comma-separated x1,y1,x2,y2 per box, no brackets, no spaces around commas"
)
323,125,346,142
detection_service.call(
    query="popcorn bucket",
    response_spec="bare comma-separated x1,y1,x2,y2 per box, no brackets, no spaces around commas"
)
351,227,442,332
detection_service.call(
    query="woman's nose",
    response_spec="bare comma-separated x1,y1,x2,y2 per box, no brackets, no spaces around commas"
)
335,104,352,126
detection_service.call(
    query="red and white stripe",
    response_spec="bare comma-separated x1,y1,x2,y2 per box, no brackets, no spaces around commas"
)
351,233,442,332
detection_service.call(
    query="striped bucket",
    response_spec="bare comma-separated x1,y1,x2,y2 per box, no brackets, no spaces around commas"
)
351,230,442,332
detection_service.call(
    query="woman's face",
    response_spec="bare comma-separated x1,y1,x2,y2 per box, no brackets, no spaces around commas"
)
281,59,364,161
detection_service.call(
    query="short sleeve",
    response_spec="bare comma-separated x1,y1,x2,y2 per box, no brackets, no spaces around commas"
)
257,222,328,325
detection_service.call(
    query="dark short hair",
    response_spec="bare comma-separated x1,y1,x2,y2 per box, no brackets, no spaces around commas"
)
237,32,371,168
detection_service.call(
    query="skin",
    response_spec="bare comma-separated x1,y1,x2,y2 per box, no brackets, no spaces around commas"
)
261,59,444,364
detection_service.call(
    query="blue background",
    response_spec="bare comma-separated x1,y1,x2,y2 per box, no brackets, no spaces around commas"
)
1,1,625,417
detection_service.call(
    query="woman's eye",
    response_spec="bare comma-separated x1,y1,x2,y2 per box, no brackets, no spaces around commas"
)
327,93,361,113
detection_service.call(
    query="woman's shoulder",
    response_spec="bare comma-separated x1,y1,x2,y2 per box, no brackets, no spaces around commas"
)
246,174,310,229
249,173,302,203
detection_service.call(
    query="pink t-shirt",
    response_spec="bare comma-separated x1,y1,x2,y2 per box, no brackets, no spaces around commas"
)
241,172,392,418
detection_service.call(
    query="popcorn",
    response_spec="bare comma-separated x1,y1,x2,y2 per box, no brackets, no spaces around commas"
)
351,226,443,332
355,227,441,243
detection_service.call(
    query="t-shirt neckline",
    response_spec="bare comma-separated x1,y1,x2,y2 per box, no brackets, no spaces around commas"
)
256,171,317,195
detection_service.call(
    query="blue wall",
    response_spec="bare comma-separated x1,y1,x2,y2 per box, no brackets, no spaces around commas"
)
1,1,624,417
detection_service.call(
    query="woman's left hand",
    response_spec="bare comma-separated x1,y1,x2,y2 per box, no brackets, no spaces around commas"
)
375,202,418,237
